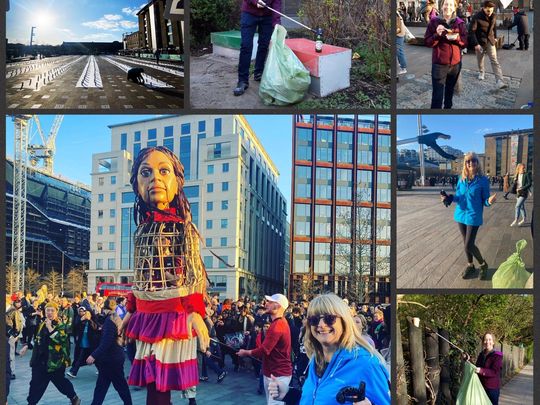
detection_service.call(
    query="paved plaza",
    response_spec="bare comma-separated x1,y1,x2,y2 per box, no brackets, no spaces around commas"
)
8,347,267,404
397,22,533,109
397,187,533,289
6,55,184,110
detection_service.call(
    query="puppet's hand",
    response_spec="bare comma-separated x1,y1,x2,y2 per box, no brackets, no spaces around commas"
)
188,312,209,352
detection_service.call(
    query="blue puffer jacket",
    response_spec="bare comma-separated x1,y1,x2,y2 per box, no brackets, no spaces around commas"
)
299,346,390,405
453,175,491,226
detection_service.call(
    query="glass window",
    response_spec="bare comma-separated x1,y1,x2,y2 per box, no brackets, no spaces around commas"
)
295,166,312,198
357,133,373,165
148,128,157,140
120,133,127,151
336,132,353,163
206,220,213,229
294,242,310,273
198,120,206,133
357,170,373,202
108,258,115,270
207,165,214,175
207,183,214,193
221,200,229,210
98,210,103,219
336,169,352,200
315,167,332,200
358,115,375,129
206,238,212,247
122,192,135,203
221,219,228,229
163,137,174,152
220,237,227,247
110,176,116,185
222,163,229,173
214,118,222,136
335,206,352,239
110,209,116,218
222,182,229,192
376,245,390,276
184,186,199,199
356,207,372,240
164,125,174,137
98,177,104,186
337,115,355,129
147,140,157,147
335,243,351,275
314,205,331,237
181,123,191,135
377,171,391,203
97,225,103,235
378,115,391,130
98,194,104,202
204,256,213,269
313,243,331,274
109,225,115,234
97,242,103,251
316,130,333,162
207,201,213,211
133,143,141,158
180,136,191,180
96,259,103,270
219,256,229,268
208,142,231,159
377,135,391,166
110,192,116,202
294,203,311,237
316,115,334,127
134,131,141,142
109,242,115,250
376,208,391,240
295,128,312,161
191,202,199,228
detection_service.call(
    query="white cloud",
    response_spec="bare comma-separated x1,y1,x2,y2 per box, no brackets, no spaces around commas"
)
82,19,121,30
104,14,123,21
474,128,494,134
80,33,117,41
120,20,138,29
122,4,145,17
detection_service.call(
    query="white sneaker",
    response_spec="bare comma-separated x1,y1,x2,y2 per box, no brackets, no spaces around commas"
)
496,79,508,89
66,371,76,378
518,219,526,225
398,67,407,75
478,72,485,80
510,220,518,226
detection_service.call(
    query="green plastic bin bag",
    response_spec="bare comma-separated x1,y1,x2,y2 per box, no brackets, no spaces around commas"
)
456,362,492,405
492,239,530,288
259,24,311,106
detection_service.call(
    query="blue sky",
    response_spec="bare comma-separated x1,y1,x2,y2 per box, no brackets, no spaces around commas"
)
397,114,534,153
5,114,294,212
7,0,144,44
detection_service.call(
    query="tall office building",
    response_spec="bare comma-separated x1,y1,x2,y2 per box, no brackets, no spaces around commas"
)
138,0,184,52
87,115,287,299
290,114,391,303
484,128,534,176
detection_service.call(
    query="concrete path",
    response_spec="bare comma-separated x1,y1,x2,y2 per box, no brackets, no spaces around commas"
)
397,21,533,109
499,363,533,405
397,186,533,289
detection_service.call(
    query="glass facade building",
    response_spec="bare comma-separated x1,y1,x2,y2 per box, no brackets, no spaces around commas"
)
290,114,391,303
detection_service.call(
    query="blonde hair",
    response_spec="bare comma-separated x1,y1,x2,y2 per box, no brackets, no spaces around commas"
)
461,152,483,181
304,294,384,375
515,163,525,176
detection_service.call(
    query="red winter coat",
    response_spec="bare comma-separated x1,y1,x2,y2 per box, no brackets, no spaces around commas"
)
425,16,468,66
476,350,503,389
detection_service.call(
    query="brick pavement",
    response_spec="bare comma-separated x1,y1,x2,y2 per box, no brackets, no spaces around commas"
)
397,24,533,109
7,346,267,404
397,187,533,289
6,56,184,110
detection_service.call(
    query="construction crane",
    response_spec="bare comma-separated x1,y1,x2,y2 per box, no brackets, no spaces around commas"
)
11,115,63,292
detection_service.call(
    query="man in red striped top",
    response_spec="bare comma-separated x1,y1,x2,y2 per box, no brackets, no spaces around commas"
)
238,294,292,405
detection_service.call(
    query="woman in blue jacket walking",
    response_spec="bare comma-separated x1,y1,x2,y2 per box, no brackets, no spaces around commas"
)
441,152,496,279
268,294,390,405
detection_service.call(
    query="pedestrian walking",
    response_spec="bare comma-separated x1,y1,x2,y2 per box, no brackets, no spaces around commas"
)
237,293,293,405
396,11,408,75
424,0,468,109
86,298,132,405
469,1,508,89
510,7,529,51
441,152,496,279
6,296,24,379
67,307,99,377
510,163,532,226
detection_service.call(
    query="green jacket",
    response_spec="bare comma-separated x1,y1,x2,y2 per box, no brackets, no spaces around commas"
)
30,319,71,372
59,305,74,334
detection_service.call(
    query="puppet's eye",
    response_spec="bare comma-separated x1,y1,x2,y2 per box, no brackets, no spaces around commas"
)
140,168,151,177
160,168,171,175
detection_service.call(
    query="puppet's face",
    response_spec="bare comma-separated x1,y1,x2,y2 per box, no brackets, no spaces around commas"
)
137,151,179,210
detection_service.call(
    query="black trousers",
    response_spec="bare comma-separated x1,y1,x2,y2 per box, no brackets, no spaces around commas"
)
91,359,132,405
458,223,484,264
431,62,461,109
27,364,77,405
517,33,530,50
70,346,93,375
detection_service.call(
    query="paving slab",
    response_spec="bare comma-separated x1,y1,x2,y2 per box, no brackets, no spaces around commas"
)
499,363,533,405
397,187,533,289
397,23,533,109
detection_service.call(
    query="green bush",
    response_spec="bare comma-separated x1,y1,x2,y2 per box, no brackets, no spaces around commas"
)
190,0,241,49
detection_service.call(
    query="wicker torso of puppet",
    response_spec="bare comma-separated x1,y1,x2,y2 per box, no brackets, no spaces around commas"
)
126,209,206,392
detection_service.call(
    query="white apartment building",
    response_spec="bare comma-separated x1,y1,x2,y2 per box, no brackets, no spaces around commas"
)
87,115,287,299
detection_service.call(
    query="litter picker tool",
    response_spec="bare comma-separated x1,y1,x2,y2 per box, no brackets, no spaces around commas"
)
425,326,476,365
257,0,317,33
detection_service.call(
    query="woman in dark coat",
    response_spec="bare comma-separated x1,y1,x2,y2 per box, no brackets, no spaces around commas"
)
475,333,503,405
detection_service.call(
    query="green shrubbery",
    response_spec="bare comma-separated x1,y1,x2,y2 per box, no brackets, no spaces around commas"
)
190,0,241,49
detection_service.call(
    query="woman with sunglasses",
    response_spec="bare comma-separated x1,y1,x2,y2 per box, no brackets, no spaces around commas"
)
268,294,390,405
441,152,496,279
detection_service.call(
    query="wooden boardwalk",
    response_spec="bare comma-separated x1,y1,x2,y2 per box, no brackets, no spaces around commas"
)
397,187,533,289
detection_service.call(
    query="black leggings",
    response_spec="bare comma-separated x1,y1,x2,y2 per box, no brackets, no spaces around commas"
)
458,223,484,264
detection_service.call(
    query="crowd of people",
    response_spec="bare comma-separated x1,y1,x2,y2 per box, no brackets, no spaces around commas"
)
6,287,391,404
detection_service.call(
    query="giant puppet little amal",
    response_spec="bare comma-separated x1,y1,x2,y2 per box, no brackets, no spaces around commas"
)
123,146,210,405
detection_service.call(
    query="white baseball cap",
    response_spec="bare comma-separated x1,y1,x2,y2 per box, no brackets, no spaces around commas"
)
265,294,289,309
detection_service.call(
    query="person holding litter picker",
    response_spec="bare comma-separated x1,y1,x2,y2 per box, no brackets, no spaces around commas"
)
440,152,496,280
234,0,281,96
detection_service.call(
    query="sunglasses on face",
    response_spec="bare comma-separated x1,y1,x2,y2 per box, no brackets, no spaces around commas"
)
465,159,478,164
307,314,339,327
